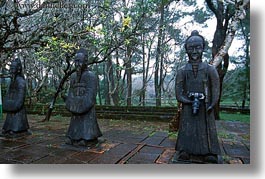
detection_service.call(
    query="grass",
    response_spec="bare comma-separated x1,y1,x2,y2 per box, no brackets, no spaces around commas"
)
219,112,250,123
217,131,237,140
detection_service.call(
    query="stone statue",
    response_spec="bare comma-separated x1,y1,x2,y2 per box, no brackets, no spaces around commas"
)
2,58,30,136
65,48,102,146
174,30,221,163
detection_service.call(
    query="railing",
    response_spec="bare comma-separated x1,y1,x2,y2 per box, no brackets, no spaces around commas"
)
22,104,250,122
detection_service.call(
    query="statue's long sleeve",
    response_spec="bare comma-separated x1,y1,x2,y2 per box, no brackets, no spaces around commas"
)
3,77,26,112
175,68,192,104
66,71,97,114
208,65,220,108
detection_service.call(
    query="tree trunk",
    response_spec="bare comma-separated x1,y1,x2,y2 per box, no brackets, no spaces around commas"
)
155,4,165,107
206,0,250,119
140,34,146,106
107,57,113,105
42,69,75,122
240,16,250,110
113,49,121,105
106,56,120,105
125,47,132,106
140,33,153,106
241,39,250,110
32,66,52,98
206,0,231,120
214,54,229,120
95,63,102,105
105,60,111,105
242,44,250,110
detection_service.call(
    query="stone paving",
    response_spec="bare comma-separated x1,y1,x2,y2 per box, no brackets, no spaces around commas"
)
0,115,250,164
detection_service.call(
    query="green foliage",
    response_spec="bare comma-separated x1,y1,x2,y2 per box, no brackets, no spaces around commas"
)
168,131,178,139
220,112,250,123
37,88,57,104
36,36,78,63
217,131,237,140
193,8,210,24
222,66,250,107
0,0,250,108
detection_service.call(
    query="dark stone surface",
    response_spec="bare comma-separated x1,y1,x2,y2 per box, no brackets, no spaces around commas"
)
89,143,137,164
103,129,149,144
0,140,28,149
127,153,160,164
139,146,164,154
175,30,221,163
2,58,30,136
152,131,169,138
0,114,250,164
32,155,71,164
159,138,176,148
65,48,102,145
223,142,250,158
71,151,101,163
156,149,176,164
142,136,166,146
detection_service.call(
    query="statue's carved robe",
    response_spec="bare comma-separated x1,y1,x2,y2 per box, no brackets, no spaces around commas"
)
2,76,29,133
175,62,221,155
66,70,102,141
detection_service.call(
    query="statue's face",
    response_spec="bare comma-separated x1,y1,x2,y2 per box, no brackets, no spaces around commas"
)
10,62,19,75
74,53,86,72
186,36,204,62
10,61,20,81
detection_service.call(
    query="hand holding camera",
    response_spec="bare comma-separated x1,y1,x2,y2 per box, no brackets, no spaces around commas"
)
188,92,205,115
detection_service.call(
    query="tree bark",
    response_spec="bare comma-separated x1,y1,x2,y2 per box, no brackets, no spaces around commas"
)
208,0,249,119
240,17,250,110
155,4,165,107
95,63,102,105
107,57,114,105
206,0,249,120
140,34,146,106
104,60,111,105
107,56,120,106
210,0,250,67
41,54,74,122
242,37,250,110
125,47,132,106
206,0,230,120
42,68,75,122
113,49,121,105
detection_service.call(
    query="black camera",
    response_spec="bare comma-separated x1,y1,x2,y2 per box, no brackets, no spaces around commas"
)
188,92,205,115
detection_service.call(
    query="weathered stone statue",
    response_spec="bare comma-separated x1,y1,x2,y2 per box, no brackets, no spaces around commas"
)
65,48,102,146
174,30,221,163
2,58,30,136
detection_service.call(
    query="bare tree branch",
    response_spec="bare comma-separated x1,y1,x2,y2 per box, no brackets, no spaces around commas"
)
211,0,249,67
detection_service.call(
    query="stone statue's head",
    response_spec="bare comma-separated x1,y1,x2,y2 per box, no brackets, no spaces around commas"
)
10,58,22,74
185,30,205,62
74,48,88,72
10,58,22,80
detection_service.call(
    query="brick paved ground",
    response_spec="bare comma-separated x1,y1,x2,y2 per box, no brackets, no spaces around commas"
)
0,115,250,164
